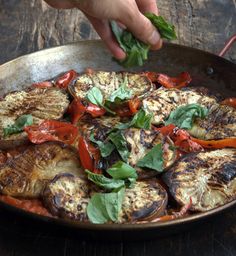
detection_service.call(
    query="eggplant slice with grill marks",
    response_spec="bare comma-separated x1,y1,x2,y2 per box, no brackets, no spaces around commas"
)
0,87,70,149
163,148,236,212
143,87,236,140
0,142,83,198
69,71,154,99
43,173,167,223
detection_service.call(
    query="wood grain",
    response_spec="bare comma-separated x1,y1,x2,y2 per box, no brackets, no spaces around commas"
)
0,0,235,64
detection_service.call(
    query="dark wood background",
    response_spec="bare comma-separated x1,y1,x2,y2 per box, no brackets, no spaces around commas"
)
0,0,235,255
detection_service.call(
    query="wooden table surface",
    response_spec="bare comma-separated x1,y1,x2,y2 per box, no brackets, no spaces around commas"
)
0,1,235,255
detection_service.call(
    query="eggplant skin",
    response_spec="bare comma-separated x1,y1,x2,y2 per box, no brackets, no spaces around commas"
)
120,180,167,222
0,87,69,148
43,174,167,223
143,87,236,139
163,149,236,212
70,71,154,99
0,142,83,198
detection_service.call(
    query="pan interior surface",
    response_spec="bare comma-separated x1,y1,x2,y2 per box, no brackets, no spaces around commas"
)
0,40,235,235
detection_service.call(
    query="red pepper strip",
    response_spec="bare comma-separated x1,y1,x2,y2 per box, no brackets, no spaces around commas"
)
143,72,160,82
128,98,141,114
67,98,106,124
24,120,78,145
32,81,53,88
157,72,192,89
191,137,236,149
155,125,203,153
221,98,236,109
78,137,101,174
55,70,77,89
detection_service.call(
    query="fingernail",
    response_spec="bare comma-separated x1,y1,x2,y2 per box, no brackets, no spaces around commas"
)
148,30,160,46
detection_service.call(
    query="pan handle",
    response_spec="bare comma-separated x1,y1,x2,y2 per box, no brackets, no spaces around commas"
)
218,34,236,57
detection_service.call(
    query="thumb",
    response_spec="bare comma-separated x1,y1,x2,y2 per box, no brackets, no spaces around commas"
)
119,9,162,50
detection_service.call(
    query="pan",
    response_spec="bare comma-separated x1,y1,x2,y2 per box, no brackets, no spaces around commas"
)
0,36,235,240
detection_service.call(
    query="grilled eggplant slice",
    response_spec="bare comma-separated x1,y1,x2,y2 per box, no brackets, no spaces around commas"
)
163,149,236,212
0,142,83,198
43,174,167,223
143,87,236,139
43,173,91,221
0,88,69,149
69,71,154,99
106,128,176,179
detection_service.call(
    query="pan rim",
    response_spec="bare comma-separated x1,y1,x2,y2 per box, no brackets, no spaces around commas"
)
0,39,235,232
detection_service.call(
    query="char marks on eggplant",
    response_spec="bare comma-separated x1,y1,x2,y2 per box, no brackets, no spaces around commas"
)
163,148,236,212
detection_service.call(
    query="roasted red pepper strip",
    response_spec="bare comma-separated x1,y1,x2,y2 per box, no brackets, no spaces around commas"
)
55,70,77,89
78,137,101,174
128,98,141,114
221,98,236,109
24,120,78,145
155,124,203,153
32,81,53,88
143,72,159,82
157,72,192,89
191,137,236,149
67,98,106,124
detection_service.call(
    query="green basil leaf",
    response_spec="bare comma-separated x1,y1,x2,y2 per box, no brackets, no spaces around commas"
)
108,76,133,103
110,14,176,68
108,131,130,162
137,144,163,172
107,161,137,180
145,13,177,40
90,134,115,157
165,103,208,130
3,114,33,137
86,170,125,190
86,87,104,106
87,187,125,224
115,108,153,130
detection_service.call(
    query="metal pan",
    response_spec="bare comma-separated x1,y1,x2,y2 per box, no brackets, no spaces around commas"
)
0,37,235,240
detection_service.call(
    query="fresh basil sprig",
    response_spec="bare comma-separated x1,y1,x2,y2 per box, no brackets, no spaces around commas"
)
87,187,125,224
115,108,153,130
3,114,33,137
86,170,125,190
137,143,163,172
108,76,133,103
165,103,208,130
90,134,115,158
108,131,130,162
111,13,177,68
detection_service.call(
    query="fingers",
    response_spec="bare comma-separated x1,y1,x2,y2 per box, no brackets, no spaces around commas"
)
118,7,162,50
85,14,126,60
136,0,158,15
44,0,75,8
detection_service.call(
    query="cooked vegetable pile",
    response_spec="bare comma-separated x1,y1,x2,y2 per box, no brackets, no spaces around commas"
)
0,69,235,224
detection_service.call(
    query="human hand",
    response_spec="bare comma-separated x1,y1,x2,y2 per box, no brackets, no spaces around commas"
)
44,0,162,60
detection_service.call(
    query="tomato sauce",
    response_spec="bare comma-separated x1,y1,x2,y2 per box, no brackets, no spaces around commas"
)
0,195,52,217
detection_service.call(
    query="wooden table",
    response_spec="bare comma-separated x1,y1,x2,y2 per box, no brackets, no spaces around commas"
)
0,1,235,255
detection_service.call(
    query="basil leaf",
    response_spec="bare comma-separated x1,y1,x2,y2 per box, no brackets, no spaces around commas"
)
137,144,163,172
145,13,177,40
107,161,137,180
87,187,125,224
110,14,176,68
108,131,130,162
108,76,133,103
115,108,153,130
86,170,125,190
86,87,103,106
165,103,208,130
90,134,115,157
3,114,33,137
